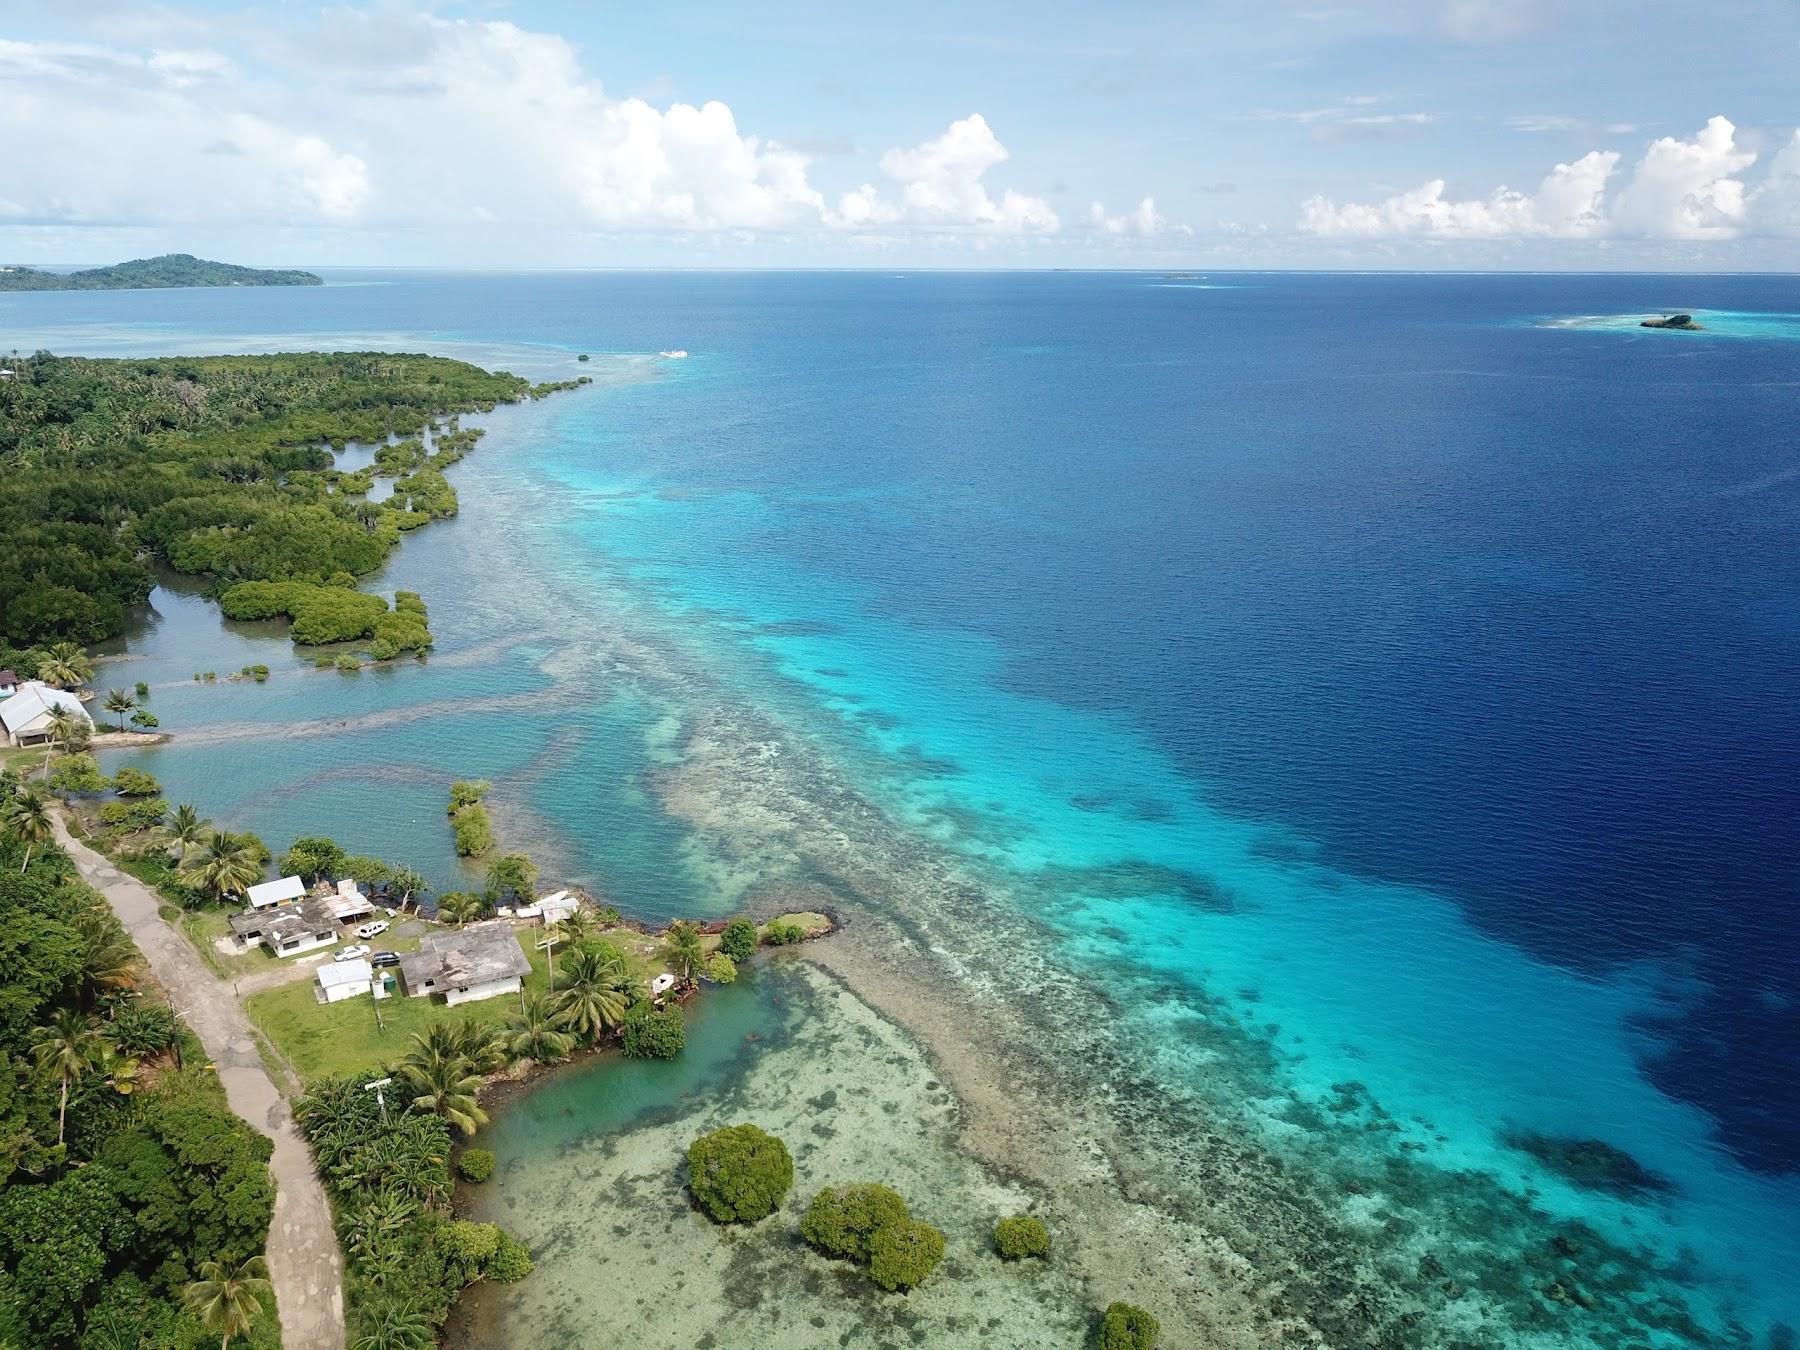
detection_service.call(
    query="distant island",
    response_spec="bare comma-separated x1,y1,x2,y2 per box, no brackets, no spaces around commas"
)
0,253,323,292
1640,313,1703,330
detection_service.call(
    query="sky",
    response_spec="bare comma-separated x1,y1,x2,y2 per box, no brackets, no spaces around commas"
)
2,0,1799,270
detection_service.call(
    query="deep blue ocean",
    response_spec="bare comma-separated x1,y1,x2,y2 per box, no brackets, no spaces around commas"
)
8,270,1798,1338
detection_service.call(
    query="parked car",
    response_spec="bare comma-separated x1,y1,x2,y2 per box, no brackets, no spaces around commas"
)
355,920,390,940
334,944,370,962
370,950,401,968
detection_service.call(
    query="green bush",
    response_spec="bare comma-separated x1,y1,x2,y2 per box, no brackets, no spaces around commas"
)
458,1148,496,1183
249,664,269,682
99,797,167,832
621,1002,685,1059
703,953,738,984
448,779,491,811
763,920,805,946
452,803,494,857
1098,1303,1161,1350
993,1215,1051,1260
487,1231,533,1282
869,1217,945,1292
133,680,149,697
49,753,108,795
333,653,361,672
685,1124,794,1223
128,709,158,728
719,915,758,960
800,1184,911,1263
111,765,161,797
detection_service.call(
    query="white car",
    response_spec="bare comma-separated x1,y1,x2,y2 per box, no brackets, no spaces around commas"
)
334,944,370,962
354,921,390,940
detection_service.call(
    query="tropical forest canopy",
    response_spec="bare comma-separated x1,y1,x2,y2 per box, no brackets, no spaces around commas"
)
0,254,322,292
0,350,553,654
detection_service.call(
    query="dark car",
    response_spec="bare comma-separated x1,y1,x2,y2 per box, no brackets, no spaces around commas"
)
370,951,402,968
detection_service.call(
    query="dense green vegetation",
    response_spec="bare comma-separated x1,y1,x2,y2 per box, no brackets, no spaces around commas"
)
0,772,277,1348
686,1124,794,1223
719,915,758,961
446,780,495,858
0,350,552,654
800,1183,943,1291
0,254,323,292
296,1067,530,1346
1098,1302,1162,1349
993,1214,1051,1260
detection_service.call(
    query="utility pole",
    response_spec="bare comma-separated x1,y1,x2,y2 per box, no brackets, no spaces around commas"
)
364,1076,393,1125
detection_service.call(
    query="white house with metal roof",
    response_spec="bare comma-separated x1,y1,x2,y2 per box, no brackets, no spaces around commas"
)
316,958,374,1004
247,875,307,909
0,680,93,747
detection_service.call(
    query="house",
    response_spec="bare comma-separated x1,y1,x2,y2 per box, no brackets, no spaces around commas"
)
247,875,306,910
317,958,374,1003
326,878,376,924
232,897,340,958
398,921,530,1007
0,680,93,747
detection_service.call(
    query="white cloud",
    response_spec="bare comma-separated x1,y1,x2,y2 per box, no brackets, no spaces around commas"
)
1610,116,1754,240
1753,132,1800,236
0,12,1130,250
1300,150,1617,238
1087,197,1191,237
833,114,1060,234
1300,117,1787,243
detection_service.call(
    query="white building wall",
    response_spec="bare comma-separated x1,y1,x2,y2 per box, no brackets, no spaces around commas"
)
269,932,338,959
443,976,522,1007
321,980,369,1004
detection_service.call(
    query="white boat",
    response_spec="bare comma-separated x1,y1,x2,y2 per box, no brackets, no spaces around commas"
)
658,349,688,359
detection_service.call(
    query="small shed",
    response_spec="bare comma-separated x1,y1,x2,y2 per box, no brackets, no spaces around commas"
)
247,875,306,910
317,958,373,1003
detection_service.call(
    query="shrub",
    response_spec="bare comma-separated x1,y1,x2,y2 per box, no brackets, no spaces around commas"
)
1098,1303,1161,1350
128,709,158,729
132,680,149,697
621,1002,685,1059
869,1218,945,1292
487,1231,533,1282
452,804,494,857
763,920,805,946
111,765,161,797
334,653,362,672
719,916,758,961
49,753,108,795
703,953,737,984
448,780,492,811
458,1148,496,1183
98,797,166,832
686,1124,794,1223
250,664,270,682
993,1215,1051,1260
800,1184,911,1263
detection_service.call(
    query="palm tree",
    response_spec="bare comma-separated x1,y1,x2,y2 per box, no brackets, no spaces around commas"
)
506,992,574,1063
42,706,86,771
555,904,596,949
395,1034,488,1136
557,946,637,1043
180,830,264,905
39,642,94,690
30,1007,101,1144
162,803,208,861
102,688,136,731
434,891,482,926
663,920,707,989
2,787,54,873
77,908,140,1004
183,1255,272,1350
350,1299,435,1350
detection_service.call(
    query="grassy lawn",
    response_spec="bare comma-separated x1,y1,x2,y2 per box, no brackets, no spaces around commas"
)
246,936,560,1081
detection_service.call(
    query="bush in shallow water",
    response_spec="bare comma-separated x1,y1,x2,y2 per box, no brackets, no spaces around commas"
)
703,953,737,984
763,920,805,946
800,1183,911,1264
620,1001,684,1059
1098,1302,1161,1350
111,765,161,797
869,1217,945,1292
458,1148,495,1183
719,915,758,960
487,1230,533,1282
686,1124,794,1223
993,1215,1050,1260
333,654,361,672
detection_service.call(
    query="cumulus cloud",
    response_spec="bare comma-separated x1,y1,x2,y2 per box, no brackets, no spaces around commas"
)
833,114,1059,233
1300,117,1792,242
1300,151,1617,238
1087,197,1191,237
0,11,1129,248
1756,132,1800,236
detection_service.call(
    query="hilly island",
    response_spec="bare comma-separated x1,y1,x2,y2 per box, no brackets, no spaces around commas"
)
0,253,322,291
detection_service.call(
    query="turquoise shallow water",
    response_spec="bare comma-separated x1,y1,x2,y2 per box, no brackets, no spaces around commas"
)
10,270,1799,1343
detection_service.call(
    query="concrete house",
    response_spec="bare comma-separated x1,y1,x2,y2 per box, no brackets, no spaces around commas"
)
229,897,340,958
247,875,306,910
0,680,93,747
398,922,530,1006
316,958,374,1004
